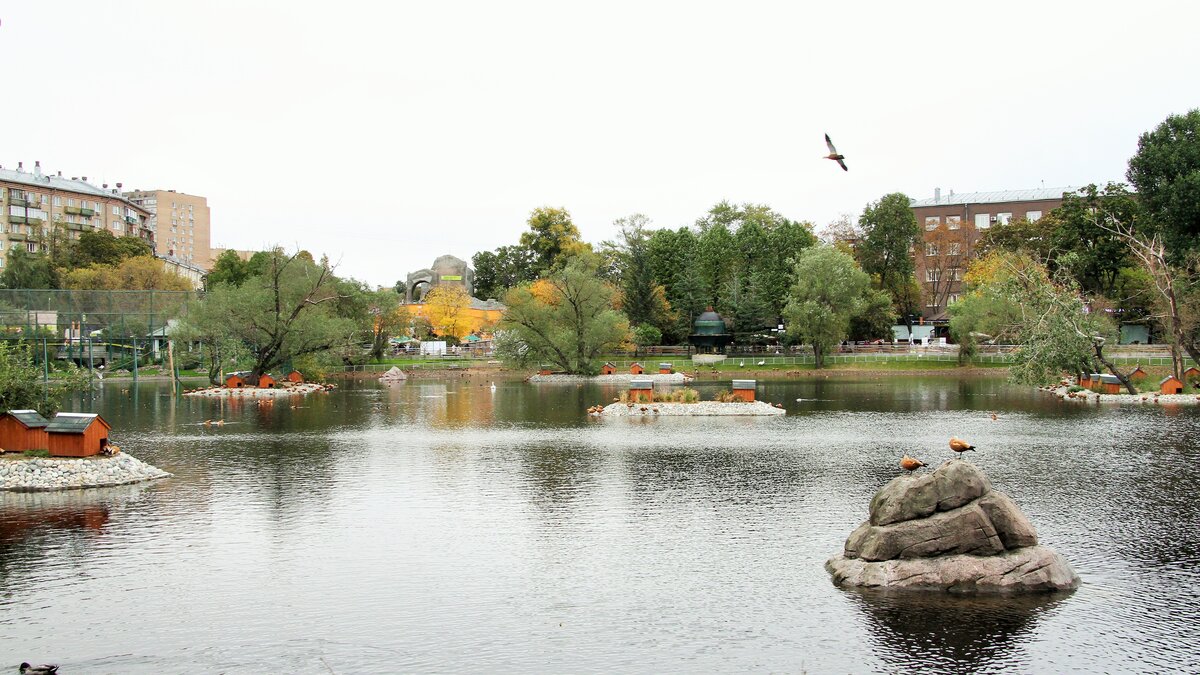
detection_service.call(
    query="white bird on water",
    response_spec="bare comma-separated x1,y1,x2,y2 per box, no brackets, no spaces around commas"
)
490,382,496,392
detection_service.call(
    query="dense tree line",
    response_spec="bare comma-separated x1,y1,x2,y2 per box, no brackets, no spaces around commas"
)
0,229,190,291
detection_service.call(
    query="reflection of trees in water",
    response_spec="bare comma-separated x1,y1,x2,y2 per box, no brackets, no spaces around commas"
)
622,447,804,503
847,589,1068,672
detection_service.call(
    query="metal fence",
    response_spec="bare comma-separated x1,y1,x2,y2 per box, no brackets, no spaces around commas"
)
0,288,199,340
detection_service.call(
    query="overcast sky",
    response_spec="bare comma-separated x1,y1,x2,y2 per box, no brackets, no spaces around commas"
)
3,1,1197,287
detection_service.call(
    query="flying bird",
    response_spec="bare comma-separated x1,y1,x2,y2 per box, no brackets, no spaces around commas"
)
824,133,848,171
899,455,927,472
949,437,975,456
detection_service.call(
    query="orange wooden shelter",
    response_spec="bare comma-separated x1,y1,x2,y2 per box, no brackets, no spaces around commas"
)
257,373,278,389
731,379,757,402
225,373,247,388
46,413,112,458
599,363,616,375
0,410,50,452
1160,376,1184,395
629,377,654,403
629,362,644,375
286,370,305,383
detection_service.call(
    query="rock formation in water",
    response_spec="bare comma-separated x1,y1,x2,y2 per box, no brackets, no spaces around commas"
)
825,460,1080,593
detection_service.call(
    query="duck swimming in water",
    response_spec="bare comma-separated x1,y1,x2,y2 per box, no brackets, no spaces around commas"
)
20,663,59,675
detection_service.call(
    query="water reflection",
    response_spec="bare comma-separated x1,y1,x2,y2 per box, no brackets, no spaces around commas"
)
847,589,1069,672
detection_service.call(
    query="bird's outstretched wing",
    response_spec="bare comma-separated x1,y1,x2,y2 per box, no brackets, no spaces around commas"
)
836,158,848,172
825,133,838,154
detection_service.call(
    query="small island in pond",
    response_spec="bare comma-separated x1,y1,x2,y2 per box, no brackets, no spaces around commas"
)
591,379,785,416
184,370,335,398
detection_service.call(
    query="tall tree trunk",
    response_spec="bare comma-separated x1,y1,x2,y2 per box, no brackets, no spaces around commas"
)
1094,342,1137,395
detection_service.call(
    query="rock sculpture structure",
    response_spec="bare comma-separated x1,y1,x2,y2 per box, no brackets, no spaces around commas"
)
826,460,1079,593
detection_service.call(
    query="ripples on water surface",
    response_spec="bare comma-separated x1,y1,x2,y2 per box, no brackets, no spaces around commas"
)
2,376,1199,672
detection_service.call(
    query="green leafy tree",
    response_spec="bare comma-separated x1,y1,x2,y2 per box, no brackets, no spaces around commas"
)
610,214,675,333
0,341,89,416
207,250,252,288
1,248,57,289
497,255,630,374
1126,108,1200,259
71,230,152,268
364,289,407,361
783,245,891,367
180,249,356,380
631,323,663,355
472,244,536,300
647,227,708,342
857,192,920,327
519,207,590,275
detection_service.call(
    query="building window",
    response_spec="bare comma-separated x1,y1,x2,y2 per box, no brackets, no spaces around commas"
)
27,242,38,253
926,269,941,282
113,205,121,215
997,212,1012,225
975,214,990,230
925,216,940,230
54,196,62,207
1027,210,1042,222
948,242,961,256
949,293,961,304
925,242,938,256
951,268,962,281
946,215,961,230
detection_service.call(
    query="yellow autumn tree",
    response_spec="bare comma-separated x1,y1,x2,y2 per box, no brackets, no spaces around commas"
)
62,256,194,291
423,285,472,340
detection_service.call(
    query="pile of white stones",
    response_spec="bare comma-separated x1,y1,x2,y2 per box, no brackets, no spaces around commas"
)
530,373,693,383
600,401,785,416
184,382,328,398
1,453,171,491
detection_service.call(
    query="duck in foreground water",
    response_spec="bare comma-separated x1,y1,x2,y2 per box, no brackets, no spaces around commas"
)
20,663,58,675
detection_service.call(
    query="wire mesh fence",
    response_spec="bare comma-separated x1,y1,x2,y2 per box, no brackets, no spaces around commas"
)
0,288,199,340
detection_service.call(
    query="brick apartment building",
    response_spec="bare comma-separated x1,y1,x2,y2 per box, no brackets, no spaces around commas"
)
910,186,1080,323
0,162,153,270
125,189,213,270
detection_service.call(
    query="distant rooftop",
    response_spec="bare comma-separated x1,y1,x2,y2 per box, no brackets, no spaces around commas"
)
910,187,1083,208
0,165,147,212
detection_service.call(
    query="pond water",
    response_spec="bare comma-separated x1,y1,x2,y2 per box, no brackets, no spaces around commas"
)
2,375,1199,673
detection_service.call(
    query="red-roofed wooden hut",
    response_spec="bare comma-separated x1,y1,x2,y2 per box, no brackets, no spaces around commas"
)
0,410,50,452
1160,376,1184,395
225,373,247,389
257,373,278,389
599,362,616,375
286,370,304,383
629,362,644,375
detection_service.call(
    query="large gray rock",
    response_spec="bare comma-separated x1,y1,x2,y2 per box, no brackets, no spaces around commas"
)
977,491,1038,549
828,460,1078,594
826,546,1080,593
846,502,1005,561
870,460,991,526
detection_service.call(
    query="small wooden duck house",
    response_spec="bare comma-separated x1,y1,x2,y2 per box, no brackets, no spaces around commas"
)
257,373,278,389
1160,375,1183,395
286,370,304,383
1129,366,1147,382
658,362,673,375
46,413,112,458
1097,374,1121,394
1077,373,1092,388
224,372,247,389
732,379,757,402
629,377,654,403
629,362,644,375
1185,366,1200,382
0,410,50,452
599,362,616,375
1088,373,1104,390
538,364,552,376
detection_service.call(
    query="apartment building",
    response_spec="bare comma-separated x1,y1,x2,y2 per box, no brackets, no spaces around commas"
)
125,189,212,270
910,186,1080,322
0,162,152,269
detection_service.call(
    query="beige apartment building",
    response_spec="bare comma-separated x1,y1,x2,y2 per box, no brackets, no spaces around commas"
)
910,186,1080,322
125,189,212,270
0,162,152,270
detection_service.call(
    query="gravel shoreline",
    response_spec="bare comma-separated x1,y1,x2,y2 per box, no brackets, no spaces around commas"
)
1046,384,1200,405
1,453,171,491
184,382,332,398
599,401,785,416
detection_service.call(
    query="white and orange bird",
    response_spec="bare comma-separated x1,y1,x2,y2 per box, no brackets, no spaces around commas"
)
900,455,927,472
949,437,975,456
824,133,848,171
